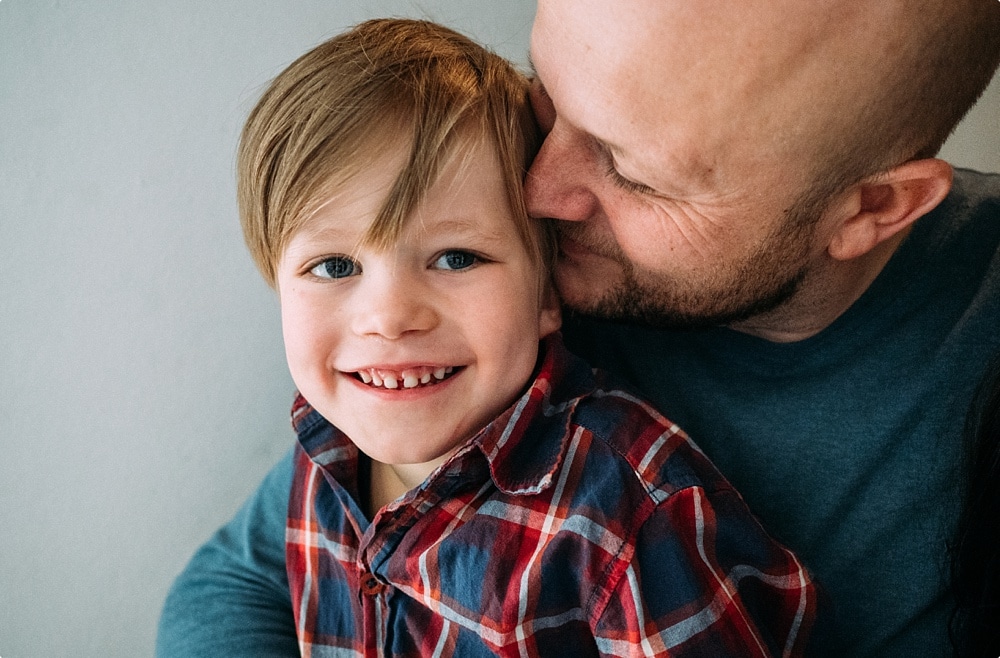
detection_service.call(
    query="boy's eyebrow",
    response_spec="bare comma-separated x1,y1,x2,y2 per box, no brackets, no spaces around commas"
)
416,217,506,244
295,221,357,242
293,217,508,251
282,223,362,259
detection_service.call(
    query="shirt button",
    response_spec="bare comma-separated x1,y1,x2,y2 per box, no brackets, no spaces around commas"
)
360,572,386,596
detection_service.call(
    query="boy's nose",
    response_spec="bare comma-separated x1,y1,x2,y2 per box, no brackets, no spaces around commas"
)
350,272,438,340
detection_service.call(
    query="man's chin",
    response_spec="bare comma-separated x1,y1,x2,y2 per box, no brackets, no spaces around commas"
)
553,257,704,328
562,295,726,331
553,257,622,307
560,272,804,331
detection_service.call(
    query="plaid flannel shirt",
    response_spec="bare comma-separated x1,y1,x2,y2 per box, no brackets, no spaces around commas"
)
287,335,818,657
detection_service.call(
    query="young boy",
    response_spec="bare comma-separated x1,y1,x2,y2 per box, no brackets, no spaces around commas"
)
237,18,818,657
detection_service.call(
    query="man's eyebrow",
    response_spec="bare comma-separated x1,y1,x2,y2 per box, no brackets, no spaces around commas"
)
525,54,692,195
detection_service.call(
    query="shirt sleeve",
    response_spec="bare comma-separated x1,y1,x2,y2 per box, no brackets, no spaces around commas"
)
156,449,299,657
593,485,818,657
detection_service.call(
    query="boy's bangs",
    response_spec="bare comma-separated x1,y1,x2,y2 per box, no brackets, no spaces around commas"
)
362,108,484,252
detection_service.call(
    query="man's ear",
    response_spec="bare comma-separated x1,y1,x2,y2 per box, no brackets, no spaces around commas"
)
828,158,953,261
538,284,562,337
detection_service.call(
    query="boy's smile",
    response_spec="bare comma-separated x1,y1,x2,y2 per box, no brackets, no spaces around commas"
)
276,134,561,483
352,364,456,389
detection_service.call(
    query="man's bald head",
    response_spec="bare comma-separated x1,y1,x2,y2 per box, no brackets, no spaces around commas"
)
535,0,999,204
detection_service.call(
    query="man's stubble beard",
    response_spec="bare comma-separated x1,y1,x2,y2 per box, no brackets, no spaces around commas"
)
554,208,817,331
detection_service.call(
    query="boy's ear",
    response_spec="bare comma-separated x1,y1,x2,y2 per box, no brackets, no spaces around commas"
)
828,158,953,261
538,284,562,337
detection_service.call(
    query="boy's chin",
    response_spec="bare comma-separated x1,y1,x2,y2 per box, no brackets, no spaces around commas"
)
355,433,465,471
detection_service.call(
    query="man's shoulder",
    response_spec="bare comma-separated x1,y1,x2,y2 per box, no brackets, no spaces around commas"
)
916,167,1000,298
952,167,1000,196
942,168,1000,229
568,376,734,502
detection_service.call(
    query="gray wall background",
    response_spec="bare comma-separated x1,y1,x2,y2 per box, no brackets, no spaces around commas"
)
0,2,996,656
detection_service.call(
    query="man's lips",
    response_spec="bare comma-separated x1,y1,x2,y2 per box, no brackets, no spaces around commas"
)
351,365,459,390
557,233,601,260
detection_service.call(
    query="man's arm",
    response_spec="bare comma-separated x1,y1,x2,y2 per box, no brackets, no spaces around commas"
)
156,449,298,657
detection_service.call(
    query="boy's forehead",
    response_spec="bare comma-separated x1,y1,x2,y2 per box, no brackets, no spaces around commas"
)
296,133,519,240
290,144,406,235
294,197,515,246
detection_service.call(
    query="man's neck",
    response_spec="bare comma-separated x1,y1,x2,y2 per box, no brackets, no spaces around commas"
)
728,230,909,343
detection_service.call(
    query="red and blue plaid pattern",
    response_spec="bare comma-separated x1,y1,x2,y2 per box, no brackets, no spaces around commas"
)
287,336,818,657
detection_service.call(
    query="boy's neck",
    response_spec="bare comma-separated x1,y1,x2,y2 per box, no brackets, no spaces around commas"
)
368,459,445,513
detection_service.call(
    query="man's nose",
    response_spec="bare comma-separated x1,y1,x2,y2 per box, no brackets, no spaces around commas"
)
350,271,438,340
524,124,599,223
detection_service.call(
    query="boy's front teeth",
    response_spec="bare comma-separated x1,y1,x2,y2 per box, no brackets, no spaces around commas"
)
358,366,455,389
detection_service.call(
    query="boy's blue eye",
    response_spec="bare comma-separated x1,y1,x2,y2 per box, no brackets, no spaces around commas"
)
310,256,359,279
434,250,478,271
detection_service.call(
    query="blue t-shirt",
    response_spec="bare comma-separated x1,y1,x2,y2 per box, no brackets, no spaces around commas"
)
158,169,1000,657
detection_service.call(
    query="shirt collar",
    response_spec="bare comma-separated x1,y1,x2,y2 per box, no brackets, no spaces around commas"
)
465,333,595,495
290,333,597,498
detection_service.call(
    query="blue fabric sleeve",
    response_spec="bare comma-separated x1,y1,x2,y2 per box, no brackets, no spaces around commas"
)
156,449,298,657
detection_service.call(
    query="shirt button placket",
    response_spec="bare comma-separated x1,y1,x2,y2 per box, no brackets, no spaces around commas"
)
358,569,388,658
359,571,386,596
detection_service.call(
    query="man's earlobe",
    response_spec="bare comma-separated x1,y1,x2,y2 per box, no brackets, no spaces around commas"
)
829,158,953,261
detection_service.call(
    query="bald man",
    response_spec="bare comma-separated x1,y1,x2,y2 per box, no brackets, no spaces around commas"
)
525,1,1000,655
159,1,1000,655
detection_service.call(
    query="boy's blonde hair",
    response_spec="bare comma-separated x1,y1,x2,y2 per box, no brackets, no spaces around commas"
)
237,18,547,288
